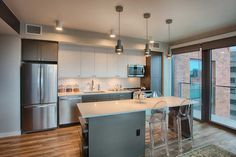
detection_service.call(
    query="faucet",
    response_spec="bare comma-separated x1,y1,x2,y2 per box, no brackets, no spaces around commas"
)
91,79,95,91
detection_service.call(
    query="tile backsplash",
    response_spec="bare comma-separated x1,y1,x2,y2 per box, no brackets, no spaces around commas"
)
58,78,141,91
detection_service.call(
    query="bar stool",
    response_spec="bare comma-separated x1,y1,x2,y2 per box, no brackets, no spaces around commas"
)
146,101,169,156
176,99,193,153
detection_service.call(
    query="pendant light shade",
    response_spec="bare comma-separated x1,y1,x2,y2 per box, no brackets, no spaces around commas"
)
144,43,151,57
144,13,151,57
115,5,124,54
166,19,173,59
115,39,123,54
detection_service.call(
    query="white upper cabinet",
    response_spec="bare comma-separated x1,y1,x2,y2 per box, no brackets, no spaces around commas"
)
94,48,107,77
58,45,146,78
80,46,95,77
117,51,128,78
127,50,146,66
107,49,118,77
58,44,81,78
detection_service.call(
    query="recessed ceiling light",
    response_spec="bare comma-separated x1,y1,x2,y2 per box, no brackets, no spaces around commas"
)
149,36,155,44
55,20,63,31
110,29,116,38
149,40,155,44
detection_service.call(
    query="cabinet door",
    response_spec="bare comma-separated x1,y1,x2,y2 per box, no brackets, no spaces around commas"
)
94,48,107,77
80,47,95,78
82,95,97,102
58,45,81,78
127,50,146,65
40,41,58,62
107,50,118,77
22,39,40,61
117,51,128,78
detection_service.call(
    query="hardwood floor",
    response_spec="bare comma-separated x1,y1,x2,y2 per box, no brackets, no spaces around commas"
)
0,121,235,157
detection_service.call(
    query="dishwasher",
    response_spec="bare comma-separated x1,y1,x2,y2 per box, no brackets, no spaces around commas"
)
59,95,82,125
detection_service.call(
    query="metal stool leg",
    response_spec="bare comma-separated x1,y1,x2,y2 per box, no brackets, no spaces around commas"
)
177,117,183,153
149,122,154,149
163,119,169,156
187,115,194,145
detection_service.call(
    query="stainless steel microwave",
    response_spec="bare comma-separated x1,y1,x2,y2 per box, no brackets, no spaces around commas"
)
127,64,145,77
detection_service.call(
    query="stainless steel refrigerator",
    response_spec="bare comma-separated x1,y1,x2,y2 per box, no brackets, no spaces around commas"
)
21,63,57,133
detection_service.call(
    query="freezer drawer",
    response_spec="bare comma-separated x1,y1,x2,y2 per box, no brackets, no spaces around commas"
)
59,96,82,125
22,103,57,133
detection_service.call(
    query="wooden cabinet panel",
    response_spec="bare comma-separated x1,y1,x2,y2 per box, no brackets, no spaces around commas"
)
22,39,40,61
94,48,107,77
22,39,58,62
40,41,58,62
58,45,81,78
80,47,95,78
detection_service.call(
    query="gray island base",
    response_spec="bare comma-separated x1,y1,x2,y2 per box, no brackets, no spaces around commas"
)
80,111,145,157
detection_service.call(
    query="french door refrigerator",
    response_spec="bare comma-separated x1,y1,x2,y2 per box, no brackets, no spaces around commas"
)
21,63,57,133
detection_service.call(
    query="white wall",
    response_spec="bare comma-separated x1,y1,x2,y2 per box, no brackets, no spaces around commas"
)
0,34,21,137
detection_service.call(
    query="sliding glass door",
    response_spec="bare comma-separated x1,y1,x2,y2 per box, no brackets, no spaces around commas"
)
172,51,202,119
210,46,236,129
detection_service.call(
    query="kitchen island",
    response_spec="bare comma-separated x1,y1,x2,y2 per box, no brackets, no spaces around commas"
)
77,97,193,157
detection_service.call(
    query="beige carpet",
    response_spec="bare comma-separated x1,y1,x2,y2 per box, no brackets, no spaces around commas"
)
177,144,236,157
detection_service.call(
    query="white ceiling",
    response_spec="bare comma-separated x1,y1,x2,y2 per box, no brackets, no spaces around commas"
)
4,0,236,44
0,18,18,35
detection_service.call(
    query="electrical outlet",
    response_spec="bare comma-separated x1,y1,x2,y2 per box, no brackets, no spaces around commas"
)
136,129,140,136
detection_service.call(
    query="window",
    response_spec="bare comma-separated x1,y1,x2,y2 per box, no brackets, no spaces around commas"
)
211,46,236,129
230,88,236,94
230,67,236,72
231,78,236,83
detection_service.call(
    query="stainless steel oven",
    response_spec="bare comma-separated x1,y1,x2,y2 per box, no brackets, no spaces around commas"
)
127,64,145,77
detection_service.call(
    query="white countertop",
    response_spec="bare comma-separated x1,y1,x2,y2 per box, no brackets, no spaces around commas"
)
58,90,133,97
77,96,196,118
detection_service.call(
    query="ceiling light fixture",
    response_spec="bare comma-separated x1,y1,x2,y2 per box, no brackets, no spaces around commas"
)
110,29,116,38
144,13,151,57
166,19,173,59
149,36,155,44
115,5,124,54
55,20,63,31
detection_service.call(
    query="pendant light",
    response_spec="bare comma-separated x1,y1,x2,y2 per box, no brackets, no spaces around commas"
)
166,19,173,59
115,5,123,54
144,13,151,57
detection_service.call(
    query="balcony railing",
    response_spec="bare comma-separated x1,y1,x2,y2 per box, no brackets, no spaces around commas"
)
178,82,236,129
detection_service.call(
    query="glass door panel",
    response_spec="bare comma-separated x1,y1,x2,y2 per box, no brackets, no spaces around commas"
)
172,51,202,119
211,47,236,129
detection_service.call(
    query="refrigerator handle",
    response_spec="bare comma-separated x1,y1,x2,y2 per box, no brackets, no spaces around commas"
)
37,66,40,101
40,65,44,103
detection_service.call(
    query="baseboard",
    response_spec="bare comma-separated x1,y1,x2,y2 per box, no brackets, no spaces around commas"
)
0,130,21,138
